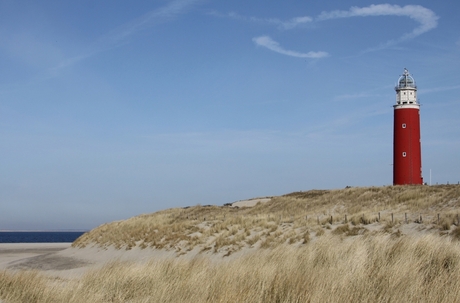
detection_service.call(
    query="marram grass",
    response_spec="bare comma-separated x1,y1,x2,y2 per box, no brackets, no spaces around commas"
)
2,234,460,302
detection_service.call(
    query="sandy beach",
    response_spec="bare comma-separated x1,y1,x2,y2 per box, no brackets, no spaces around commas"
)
0,242,193,280
0,243,95,280
0,243,71,269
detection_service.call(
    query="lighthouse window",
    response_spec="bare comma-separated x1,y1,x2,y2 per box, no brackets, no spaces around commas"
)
402,123,406,128
402,152,407,157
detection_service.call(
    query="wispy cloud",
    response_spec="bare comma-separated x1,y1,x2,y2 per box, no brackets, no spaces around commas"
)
212,11,322,59
233,4,438,58
281,16,313,29
318,4,438,50
253,36,328,58
215,11,313,30
52,0,202,71
226,11,282,26
106,0,203,43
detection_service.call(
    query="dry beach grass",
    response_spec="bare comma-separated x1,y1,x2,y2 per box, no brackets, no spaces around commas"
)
73,184,460,253
2,234,460,302
1,185,460,302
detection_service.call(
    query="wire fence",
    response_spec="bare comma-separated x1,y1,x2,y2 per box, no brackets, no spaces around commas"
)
178,211,460,228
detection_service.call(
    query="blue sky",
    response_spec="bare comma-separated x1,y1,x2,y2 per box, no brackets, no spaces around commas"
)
1,0,459,230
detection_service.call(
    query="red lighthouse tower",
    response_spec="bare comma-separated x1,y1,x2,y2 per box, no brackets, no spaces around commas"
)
393,68,423,185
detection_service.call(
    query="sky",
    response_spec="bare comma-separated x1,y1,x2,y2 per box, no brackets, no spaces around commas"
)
1,0,459,230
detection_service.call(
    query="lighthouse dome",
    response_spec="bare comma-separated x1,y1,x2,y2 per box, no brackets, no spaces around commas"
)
397,68,416,89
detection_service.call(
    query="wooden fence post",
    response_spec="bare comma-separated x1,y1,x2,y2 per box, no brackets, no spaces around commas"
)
317,216,320,225
378,212,381,222
405,213,407,224
391,213,394,223
345,214,347,223
438,214,440,225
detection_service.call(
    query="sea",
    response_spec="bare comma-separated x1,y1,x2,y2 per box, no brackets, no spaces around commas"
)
0,231,86,243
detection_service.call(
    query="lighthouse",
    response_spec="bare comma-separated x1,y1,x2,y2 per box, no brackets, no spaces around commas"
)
393,68,423,185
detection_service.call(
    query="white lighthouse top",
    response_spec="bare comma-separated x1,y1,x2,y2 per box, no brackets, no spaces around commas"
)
394,68,418,108
396,68,416,90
